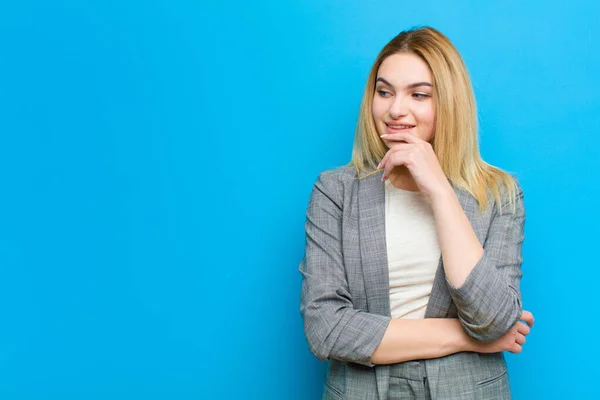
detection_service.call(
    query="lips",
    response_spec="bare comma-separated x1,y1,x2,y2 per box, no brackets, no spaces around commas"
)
385,123,415,133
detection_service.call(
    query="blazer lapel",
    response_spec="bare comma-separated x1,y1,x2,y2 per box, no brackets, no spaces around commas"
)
357,170,391,400
424,256,452,318
358,170,391,318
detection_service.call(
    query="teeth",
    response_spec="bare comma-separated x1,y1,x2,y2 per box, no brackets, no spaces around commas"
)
388,125,413,129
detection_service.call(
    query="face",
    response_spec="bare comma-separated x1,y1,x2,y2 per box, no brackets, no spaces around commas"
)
372,53,436,147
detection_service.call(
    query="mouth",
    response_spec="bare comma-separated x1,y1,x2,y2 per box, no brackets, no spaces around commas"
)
385,123,415,133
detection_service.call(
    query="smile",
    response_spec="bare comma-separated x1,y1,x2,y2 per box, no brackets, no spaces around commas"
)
385,123,415,132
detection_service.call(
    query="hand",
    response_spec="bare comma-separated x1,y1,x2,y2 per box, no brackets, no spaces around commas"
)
377,133,451,200
477,310,535,354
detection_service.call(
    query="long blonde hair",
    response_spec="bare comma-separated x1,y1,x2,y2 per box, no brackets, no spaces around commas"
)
349,26,517,211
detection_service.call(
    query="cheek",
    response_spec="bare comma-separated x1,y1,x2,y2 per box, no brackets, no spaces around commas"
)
372,99,386,120
416,104,435,126
427,109,436,127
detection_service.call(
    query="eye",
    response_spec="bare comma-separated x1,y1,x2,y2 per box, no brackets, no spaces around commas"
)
412,92,431,100
376,89,392,98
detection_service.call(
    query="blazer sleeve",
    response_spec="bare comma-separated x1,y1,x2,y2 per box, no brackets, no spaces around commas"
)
446,182,526,342
299,171,391,367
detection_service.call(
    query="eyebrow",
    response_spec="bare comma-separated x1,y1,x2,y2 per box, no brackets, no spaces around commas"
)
376,77,433,89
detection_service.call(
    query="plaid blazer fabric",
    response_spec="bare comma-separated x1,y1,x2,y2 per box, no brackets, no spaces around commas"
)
299,165,525,399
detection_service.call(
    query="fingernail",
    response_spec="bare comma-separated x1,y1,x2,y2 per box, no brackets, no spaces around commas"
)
380,134,388,138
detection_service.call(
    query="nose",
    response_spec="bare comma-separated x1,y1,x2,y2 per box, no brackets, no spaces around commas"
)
388,96,409,119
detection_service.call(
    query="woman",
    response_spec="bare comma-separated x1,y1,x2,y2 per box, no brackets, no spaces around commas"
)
299,26,534,400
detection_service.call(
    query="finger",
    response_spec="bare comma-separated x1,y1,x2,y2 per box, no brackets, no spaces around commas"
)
377,153,388,170
377,150,392,170
381,132,422,144
521,310,535,327
377,144,411,170
389,142,413,151
516,333,526,345
382,152,401,180
510,344,523,354
382,150,409,180
516,321,531,336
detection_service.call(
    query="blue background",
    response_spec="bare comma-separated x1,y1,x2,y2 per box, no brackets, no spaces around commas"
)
1,1,598,398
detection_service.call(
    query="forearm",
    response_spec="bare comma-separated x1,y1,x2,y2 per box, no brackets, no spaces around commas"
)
428,186,525,342
430,188,483,288
370,318,477,365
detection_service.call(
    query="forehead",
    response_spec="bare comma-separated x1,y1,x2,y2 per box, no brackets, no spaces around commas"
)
376,53,432,85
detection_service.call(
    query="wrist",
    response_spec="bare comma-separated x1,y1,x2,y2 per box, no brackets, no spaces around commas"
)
429,181,455,205
462,336,481,353
445,319,475,353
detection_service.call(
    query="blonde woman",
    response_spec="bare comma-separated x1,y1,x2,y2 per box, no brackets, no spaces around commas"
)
299,27,534,399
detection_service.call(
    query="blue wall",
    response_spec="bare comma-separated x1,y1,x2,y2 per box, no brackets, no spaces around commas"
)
1,1,598,398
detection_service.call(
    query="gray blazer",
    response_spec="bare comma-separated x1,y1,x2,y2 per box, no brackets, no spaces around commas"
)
299,165,525,399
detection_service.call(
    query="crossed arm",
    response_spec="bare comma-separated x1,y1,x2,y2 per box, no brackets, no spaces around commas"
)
369,311,533,365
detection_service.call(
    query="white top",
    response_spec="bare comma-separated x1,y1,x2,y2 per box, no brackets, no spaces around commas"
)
384,179,441,319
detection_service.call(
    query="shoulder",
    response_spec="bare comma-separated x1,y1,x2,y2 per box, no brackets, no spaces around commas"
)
488,173,525,218
315,165,358,186
506,174,524,195
498,174,525,208
309,165,358,206
452,172,525,216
